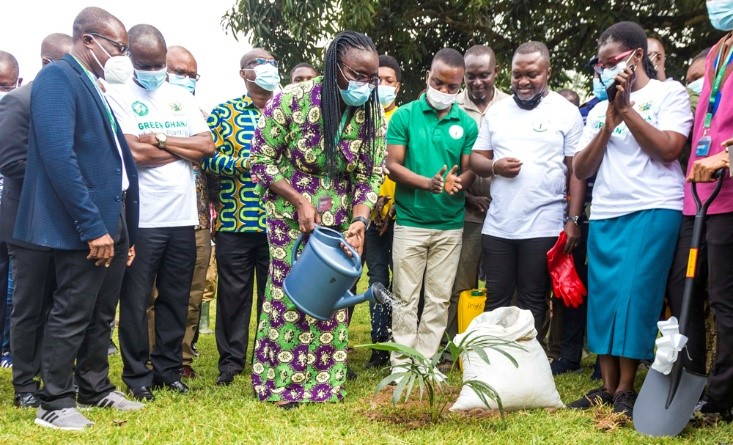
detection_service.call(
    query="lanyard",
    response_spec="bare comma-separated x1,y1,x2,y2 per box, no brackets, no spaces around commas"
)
704,42,733,130
326,111,349,187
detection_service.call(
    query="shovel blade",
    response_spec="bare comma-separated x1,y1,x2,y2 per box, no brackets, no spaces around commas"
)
633,368,707,437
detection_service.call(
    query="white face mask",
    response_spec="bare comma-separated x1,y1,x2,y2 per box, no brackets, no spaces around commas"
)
89,37,133,84
426,84,457,111
687,77,704,95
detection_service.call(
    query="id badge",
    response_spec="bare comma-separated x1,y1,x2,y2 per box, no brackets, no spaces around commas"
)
317,195,332,212
695,135,712,157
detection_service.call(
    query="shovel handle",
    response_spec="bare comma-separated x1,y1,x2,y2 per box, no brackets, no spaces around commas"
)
691,168,726,215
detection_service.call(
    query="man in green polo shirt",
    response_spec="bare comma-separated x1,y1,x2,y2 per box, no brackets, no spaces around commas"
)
385,48,478,376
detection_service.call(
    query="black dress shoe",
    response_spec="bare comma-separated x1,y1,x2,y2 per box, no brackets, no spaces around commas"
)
346,367,357,380
152,379,189,394
216,371,237,386
14,392,41,408
128,386,155,402
364,350,390,369
276,401,300,410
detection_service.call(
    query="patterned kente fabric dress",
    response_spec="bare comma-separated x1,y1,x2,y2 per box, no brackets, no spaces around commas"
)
248,77,385,402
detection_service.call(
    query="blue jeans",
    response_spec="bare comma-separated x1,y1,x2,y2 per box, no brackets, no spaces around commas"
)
364,223,393,343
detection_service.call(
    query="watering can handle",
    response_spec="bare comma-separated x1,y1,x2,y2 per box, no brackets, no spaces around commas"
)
291,232,305,266
290,225,362,267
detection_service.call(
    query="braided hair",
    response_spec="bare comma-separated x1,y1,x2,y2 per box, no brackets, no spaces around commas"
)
599,21,657,80
322,31,380,177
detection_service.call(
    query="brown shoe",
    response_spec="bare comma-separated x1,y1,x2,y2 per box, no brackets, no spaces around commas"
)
181,365,197,379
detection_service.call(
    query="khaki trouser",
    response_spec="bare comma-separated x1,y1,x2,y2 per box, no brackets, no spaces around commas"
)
203,244,217,303
146,228,212,365
390,224,463,369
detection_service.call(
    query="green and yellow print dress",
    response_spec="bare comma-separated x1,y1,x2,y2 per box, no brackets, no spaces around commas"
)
248,78,385,402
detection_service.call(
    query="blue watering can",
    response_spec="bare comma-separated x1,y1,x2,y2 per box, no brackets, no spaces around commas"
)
283,225,388,321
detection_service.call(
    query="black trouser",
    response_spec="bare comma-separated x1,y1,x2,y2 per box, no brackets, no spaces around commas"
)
7,243,55,393
482,235,556,334
557,223,589,363
0,243,7,362
668,213,733,406
215,231,268,374
32,217,128,410
364,223,393,343
119,226,195,388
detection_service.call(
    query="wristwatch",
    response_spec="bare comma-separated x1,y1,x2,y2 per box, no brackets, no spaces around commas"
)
564,215,580,225
155,133,167,150
352,216,370,230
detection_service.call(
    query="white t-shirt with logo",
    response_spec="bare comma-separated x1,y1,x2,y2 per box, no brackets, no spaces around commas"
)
473,91,584,239
106,81,209,228
577,79,692,220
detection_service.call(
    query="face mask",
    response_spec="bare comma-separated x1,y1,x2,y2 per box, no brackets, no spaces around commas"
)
246,64,280,91
426,84,457,110
378,85,397,107
169,74,197,94
340,80,374,107
135,67,167,91
511,88,545,110
707,0,733,31
600,61,627,88
0,92,7,102
88,38,133,84
592,77,608,101
688,78,704,95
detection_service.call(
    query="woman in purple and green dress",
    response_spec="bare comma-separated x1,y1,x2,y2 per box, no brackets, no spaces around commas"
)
248,31,386,409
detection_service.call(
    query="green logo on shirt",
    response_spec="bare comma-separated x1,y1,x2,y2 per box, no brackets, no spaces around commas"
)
132,101,149,117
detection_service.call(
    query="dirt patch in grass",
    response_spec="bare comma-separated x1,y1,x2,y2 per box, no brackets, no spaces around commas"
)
589,404,631,432
358,385,502,427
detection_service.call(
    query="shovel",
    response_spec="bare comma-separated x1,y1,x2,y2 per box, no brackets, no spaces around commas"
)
634,168,727,437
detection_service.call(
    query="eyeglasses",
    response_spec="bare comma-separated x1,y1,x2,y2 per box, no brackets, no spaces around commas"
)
0,79,20,92
593,49,636,75
88,33,130,57
169,70,201,81
338,63,380,87
647,51,663,62
243,58,278,69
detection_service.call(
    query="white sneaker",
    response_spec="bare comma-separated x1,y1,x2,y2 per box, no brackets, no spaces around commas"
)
35,407,94,431
78,390,145,411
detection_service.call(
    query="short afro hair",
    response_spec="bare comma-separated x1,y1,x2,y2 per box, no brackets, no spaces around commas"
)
378,54,401,82
431,48,465,70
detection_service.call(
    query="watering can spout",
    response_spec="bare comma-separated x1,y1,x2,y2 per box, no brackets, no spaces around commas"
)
334,283,390,311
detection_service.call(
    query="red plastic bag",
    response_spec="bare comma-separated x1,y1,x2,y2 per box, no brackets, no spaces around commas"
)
546,231,587,308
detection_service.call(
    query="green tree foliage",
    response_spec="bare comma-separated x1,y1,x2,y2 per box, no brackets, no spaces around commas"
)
223,0,718,100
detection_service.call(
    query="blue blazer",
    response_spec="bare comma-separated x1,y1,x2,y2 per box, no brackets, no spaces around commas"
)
14,54,139,250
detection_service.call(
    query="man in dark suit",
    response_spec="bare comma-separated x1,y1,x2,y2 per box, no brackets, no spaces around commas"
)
12,7,143,430
0,49,21,387
0,33,72,409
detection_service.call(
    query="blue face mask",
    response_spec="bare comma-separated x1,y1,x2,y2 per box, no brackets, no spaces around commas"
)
378,85,397,107
246,64,280,92
168,74,197,94
708,1,733,31
688,78,704,95
340,80,374,107
600,61,627,88
592,77,608,101
135,67,167,90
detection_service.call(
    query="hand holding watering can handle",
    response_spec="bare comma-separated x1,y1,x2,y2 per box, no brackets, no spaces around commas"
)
290,225,362,267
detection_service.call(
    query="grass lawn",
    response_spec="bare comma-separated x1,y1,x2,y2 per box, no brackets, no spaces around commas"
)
1,274,732,444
